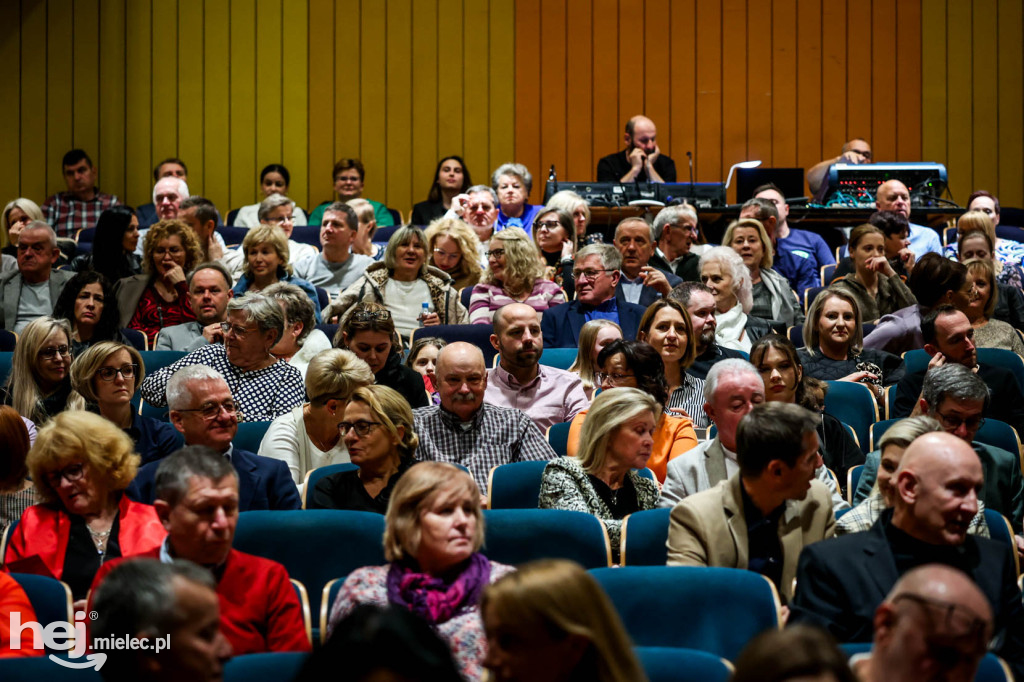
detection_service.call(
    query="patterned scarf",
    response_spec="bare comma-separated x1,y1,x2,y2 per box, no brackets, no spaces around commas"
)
386,552,491,624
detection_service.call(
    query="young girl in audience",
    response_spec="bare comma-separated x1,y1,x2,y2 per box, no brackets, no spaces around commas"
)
0,316,83,423
405,337,446,405
568,319,623,400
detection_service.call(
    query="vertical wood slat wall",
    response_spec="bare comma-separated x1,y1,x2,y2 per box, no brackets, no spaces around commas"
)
1,0,1021,227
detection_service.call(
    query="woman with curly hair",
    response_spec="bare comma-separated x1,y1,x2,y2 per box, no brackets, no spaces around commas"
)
53,270,130,356
113,218,203,345
469,227,565,324
424,217,483,290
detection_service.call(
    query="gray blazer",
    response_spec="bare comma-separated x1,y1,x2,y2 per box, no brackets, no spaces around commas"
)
659,437,733,509
0,269,75,331
760,267,805,327
154,321,208,352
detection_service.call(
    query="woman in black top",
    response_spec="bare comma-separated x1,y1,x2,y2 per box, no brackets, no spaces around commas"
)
68,205,143,282
334,302,430,409
309,385,417,513
410,156,473,225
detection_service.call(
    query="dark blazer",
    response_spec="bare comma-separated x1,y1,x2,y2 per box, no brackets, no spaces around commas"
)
540,296,647,348
893,363,1024,432
128,446,301,512
136,203,159,229
789,512,1024,678
995,282,1024,331
615,281,661,309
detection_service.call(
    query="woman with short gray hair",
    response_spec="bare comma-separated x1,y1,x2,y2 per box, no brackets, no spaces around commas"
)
699,246,772,352
256,193,318,266
493,162,544,233
263,281,332,380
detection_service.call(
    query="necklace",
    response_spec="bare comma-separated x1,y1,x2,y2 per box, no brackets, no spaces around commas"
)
87,523,112,556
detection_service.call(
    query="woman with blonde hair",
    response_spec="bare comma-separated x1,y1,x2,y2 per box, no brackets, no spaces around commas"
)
481,559,646,682
469,227,565,324
327,461,514,681
540,387,661,558
2,197,45,258
699,246,773,352
233,224,321,320
309,384,419,512
724,218,803,326
545,190,592,241
424,217,483,290
962,258,1024,354
569,319,623,400
1,316,82,423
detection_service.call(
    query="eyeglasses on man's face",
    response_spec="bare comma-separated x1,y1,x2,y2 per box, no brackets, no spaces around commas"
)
573,268,613,281
178,400,241,420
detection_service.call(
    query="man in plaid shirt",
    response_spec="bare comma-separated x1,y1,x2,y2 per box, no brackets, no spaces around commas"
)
42,149,120,238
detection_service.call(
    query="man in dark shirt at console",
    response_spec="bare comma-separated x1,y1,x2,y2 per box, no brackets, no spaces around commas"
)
596,116,676,184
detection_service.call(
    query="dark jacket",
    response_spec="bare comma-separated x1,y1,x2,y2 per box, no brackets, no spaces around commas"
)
540,296,647,348
376,351,430,409
893,362,1024,433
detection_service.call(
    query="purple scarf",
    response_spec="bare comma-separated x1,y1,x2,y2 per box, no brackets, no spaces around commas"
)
386,552,491,624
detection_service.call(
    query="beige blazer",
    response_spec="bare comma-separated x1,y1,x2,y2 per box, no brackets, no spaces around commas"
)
666,473,835,603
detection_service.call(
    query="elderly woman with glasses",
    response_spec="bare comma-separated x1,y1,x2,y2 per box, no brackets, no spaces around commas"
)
424,217,483,290
1,316,82,423
262,281,331,379
493,163,543,233
257,193,318,265
4,411,166,605
469,227,565,324
139,294,306,422
327,461,514,681
309,385,419,512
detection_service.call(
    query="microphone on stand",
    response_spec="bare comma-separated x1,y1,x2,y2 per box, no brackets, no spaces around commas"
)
686,151,695,194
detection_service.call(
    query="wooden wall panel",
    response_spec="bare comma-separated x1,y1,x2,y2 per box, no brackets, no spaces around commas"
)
8,0,1022,227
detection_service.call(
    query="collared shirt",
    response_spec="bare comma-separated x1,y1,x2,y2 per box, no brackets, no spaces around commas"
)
484,364,589,433
412,402,556,493
42,188,121,238
740,481,786,592
139,343,305,422
583,297,619,324
618,272,645,305
666,373,708,428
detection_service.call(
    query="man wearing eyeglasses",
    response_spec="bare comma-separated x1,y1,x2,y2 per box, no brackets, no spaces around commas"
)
606,217,683,308
130,365,300,511
133,176,191,258
0,221,74,332
806,137,873,200
891,306,1024,433
852,564,993,682
540,243,647,348
651,204,703,282
789,432,1024,679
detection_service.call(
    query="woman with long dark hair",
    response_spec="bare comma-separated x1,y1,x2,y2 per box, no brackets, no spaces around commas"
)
53,270,129,355
411,156,472,225
68,205,142,282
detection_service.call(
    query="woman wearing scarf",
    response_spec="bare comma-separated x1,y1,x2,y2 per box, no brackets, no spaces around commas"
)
326,461,514,681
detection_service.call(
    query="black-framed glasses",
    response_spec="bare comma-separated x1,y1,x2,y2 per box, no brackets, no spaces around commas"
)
595,372,635,386
935,410,985,432
572,268,613,281
339,420,383,437
485,249,505,259
39,345,71,360
351,310,391,323
97,364,139,382
535,221,562,230
47,462,85,488
178,400,241,420
220,322,258,338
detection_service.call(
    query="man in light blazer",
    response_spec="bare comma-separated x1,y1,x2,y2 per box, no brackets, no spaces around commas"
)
666,402,835,603
0,221,74,332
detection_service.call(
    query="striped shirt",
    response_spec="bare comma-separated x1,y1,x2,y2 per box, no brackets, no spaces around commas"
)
667,372,708,428
468,280,566,324
412,403,557,493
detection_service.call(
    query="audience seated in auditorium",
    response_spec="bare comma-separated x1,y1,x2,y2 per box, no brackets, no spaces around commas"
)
892,306,1024,431
42,149,120,238
789,431,1024,678
263,282,331,379
481,559,647,682
114,219,201,345
807,137,872,200
651,203,702,282
738,199,817,299
731,625,857,682
2,197,45,260
471,227,565,325
0,406,38,538
532,206,577,273
667,402,833,604
135,157,187,228
948,191,1024,288
829,223,917,322
234,163,308,227
951,211,1024,328
567,319,622,400
412,342,555,495
596,115,676,183
140,294,305,421
874,179,943,257
309,158,393,227
293,202,373,296
540,387,660,557
837,415,990,536
90,558,232,681
567,340,697,483
67,205,143,279
755,183,836,281
544,189,592,244
424,217,483,291
864,253,970,355
1,317,82,423
178,196,237,270
325,225,468,343
798,288,905,392
699,246,774,352
5,411,165,604
447,184,500,248
859,363,1023,530
963,258,1024,354
234,225,321,315
411,155,473,226
52,270,130,355
660,359,765,507
0,221,74,333
637,298,708,427
151,176,189,224
259,348,373,493
348,198,385,262
484,303,588,432
0,570,42,658
832,211,915,281
406,337,446,403
540,243,646,348
493,163,543,233
97,446,310,655
70,342,182,465
154,262,234,352
309,385,417,513
849,564,994,682
253,193,318,266
669,282,747,379
327,461,513,681
335,302,430,409
131,365,300,511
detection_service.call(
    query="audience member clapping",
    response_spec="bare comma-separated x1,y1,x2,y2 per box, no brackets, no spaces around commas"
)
424,217,483,290
698,246,773,352
1,316,82,423
262,281,331,379
0,406,37,537
52,270,130,355
309,385,418,512
470,226,565,324
327,461,514,681
637,298,708,427
567,319,622,400
233,224,321,320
